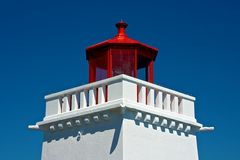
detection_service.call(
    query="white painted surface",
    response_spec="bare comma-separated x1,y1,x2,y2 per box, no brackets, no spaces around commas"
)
44,74,196,119
108,81,123,101
98,86,106,104
71,93,79,111
30,75,205,160
122,80,137,102
123,116,199,160
171,96,179,113
163,93,171,111
155,90,163,109
62,96,70,113
45,75,195,117
138,85,146,104
80,90,87,108
45,99,61,116
41,109,199,160
108,80,137,102
181,99,195,117
89,88,96,106
39,99,200,129
41,114,123,160
147,88,154,106
45,75,195,101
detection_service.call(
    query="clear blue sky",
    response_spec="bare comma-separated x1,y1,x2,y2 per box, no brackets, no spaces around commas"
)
0,0,239,159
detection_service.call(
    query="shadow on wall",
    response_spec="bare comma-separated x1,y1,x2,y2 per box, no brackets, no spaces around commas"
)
134,120,190,137
43,114,123,154
123,112,191,137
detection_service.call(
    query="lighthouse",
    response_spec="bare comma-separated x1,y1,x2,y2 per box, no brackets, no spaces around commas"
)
29,21,213,160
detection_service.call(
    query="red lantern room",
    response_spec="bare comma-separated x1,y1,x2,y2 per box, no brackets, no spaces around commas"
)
86,20,158,83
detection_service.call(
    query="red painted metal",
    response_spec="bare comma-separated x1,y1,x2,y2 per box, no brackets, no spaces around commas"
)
147,60,154,83
134,49,137,77
86,20,158,83
107,48,112,78
89,61,96,83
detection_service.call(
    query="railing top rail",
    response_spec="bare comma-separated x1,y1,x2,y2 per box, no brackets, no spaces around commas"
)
123,75,195,101
45,74,195,101
45,75,124,100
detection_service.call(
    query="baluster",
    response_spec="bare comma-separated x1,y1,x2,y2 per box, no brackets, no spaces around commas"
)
80,90,87,108
163,93,170,111
178,98,183,114
147,88,154,106
71,93,79,110
62,95,70,112
89,88,96,106
138,85,146,104
57,97,62,114
171,96,179,113
156,90,163,109
98,86,105,104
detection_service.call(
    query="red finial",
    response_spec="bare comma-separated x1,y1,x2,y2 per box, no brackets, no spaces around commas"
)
115,20,128,39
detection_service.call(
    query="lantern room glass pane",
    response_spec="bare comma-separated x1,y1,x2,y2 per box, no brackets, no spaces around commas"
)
112,49,135,77
95,52,107,81
138,67,147,81
137,54,151,81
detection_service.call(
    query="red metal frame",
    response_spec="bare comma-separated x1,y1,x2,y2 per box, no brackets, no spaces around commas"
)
86,21,158,83
89,61,96,83
147,60,154,83
134,49,137,77
107,48,112,78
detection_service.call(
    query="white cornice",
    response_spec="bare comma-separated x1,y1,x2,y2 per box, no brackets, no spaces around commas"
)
29,98,201,133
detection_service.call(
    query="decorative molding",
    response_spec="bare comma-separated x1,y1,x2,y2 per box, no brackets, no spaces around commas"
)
30,99,202,133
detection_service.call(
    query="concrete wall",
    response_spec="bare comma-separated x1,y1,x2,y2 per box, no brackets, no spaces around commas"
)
41,109,199,160
37,75,201,160
41,114,123,160
122,112,199,160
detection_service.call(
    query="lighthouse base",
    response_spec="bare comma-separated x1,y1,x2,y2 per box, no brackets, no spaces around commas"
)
41,105,199,160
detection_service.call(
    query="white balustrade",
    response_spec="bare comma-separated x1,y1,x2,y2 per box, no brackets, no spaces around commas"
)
89,88,96,106
178,98,183,114
147,88,154,106
71,93,79,111
80,90,87,108
171,96,179,113
155,91,163,109
163,93,171,111
62,96,70,113
44,74,195,119
138,85,146,104
98,86,106,104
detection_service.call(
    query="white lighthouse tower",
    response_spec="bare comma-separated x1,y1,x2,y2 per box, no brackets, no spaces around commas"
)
29,21,213,160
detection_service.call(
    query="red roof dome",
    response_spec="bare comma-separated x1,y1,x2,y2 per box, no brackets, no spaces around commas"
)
86,20,158,58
